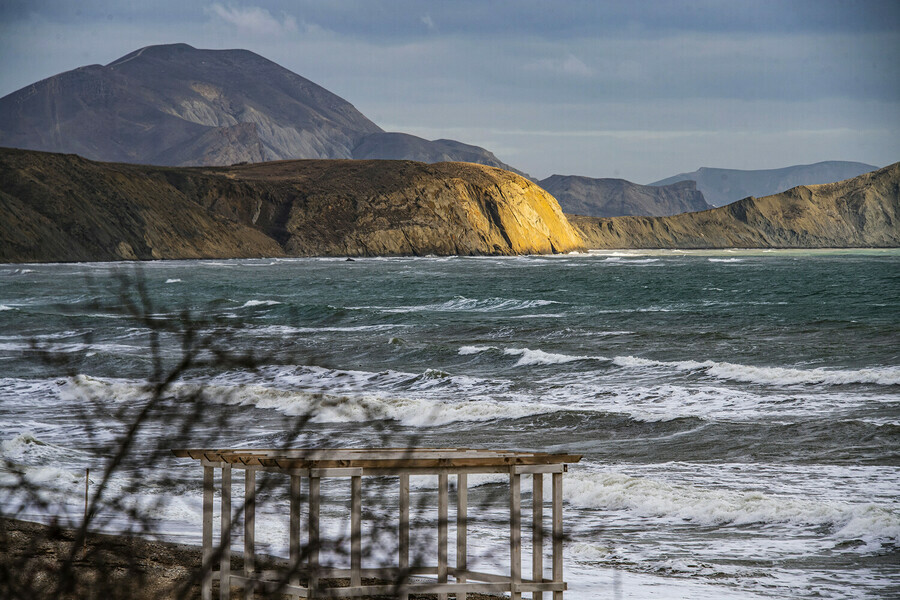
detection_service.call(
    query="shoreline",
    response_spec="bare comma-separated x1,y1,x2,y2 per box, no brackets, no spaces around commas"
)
0,517,502,599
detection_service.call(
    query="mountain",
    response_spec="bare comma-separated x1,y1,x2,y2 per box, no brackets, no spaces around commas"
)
0,148,583,262
650,161,880,207
540,175,711,217
0,44,520,173
572,163,899,249
352,132,530,178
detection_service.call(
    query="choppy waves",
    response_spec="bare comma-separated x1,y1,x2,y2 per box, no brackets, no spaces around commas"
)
566,469,900,550
614,356,900,386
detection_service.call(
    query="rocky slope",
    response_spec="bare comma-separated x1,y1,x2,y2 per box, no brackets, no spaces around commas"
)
540,175,711,217
0,44,519,173
0,148,583,262
650,161,879,207
572,163,899,248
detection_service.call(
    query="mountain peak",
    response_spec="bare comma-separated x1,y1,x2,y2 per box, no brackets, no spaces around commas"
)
0,44,520,174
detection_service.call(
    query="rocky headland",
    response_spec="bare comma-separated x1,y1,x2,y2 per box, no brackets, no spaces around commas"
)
0,148,583,263
572,163,900,249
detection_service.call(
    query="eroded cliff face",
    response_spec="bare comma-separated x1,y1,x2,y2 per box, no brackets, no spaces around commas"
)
0,148,583,262
570,163,899,249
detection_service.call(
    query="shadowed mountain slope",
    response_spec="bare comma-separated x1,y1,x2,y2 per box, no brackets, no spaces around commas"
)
0,44,519,172
572,163,899,248
650,161,880,207
540,175,711,217
0,148,583,262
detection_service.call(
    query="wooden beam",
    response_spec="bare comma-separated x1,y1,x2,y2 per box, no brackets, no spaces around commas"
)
398,473,409,600
309,475,320,599
220,464,231,600
350,475,361,587
244,468,256,600
552,472,563,600
532,473,543,600
438,471,449,600
457,472,468,600
290,474,302,594
202,465,213,600
510,471,521,600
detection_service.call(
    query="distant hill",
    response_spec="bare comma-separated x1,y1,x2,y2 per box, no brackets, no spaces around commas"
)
573,163,900,249
650,161,880,207
0,148,583,262
352,132,530,178
0,44,520,173
540,175,711,217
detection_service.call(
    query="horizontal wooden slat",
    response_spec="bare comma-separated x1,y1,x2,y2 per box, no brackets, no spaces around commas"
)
172,447,582,469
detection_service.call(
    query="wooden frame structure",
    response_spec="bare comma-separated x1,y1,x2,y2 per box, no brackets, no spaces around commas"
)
173,448,581,599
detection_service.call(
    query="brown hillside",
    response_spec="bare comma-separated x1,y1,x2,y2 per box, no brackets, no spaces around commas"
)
0,148,583,262
571,163,900,249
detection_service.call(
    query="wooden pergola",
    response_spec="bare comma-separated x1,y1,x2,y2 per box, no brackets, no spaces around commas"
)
172,448,581,600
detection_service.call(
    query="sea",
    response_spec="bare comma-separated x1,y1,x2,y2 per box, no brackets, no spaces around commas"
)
1,249,898,599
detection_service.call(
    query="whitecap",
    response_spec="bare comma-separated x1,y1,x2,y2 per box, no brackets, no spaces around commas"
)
613,355,900,386
0,305,14,311
379,296,558,314
503,347,605,366
565,468,900,547
240,300,283,308
165,278,182,284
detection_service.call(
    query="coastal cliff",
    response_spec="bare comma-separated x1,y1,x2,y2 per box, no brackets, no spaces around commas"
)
571,163,900,249
0,148,583,262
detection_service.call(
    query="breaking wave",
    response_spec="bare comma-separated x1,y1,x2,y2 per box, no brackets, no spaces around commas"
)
614,356,900,386
566,469,900,549
375,296,559,313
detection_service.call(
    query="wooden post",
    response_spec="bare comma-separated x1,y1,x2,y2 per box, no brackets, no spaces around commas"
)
399,473,410,600
220,464,231,600
456,472,468,600
244,468,256,600
510,471,521,600
438,472,449,600
351,475,362,587
290,474,302,593
552,472,563,600
202,465,214,600
309,475,321,599
532,474,544,600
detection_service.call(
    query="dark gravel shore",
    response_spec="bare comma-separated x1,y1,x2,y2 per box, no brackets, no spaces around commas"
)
0,518,502,599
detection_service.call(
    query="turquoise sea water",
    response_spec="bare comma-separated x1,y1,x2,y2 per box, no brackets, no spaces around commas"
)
1,249,898,599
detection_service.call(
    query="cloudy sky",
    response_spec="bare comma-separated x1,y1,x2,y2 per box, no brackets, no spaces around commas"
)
1,1,898,182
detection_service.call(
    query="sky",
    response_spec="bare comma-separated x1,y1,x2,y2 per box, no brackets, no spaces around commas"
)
1,1,898,183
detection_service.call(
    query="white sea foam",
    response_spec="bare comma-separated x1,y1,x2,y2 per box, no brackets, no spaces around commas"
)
164,278,182,283
51,371,558,427
503,347,603,366
708,258,744,263
241,300,282,308
565,469,900,548
459,345,606,366
614,355,900,386
0,305,13,311
375,296,558,314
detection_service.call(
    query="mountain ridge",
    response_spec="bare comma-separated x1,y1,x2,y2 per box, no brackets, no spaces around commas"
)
540,175,712,217
650,161,880,207
572,163,900,248
0,44,520,173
